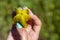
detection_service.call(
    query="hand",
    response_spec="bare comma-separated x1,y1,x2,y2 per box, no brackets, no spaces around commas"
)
7,9,42,40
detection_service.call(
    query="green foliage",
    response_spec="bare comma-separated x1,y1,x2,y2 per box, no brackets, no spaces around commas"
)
0,0,60,40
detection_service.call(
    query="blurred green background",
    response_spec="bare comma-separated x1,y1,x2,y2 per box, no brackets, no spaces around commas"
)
0,0,60,40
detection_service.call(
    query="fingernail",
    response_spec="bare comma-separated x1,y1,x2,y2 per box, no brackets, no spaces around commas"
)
16,22,22,28
23,6,28,9
18,7,22,10
28,9,34,15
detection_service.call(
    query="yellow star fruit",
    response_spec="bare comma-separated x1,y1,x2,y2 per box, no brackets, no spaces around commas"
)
12,8,31,28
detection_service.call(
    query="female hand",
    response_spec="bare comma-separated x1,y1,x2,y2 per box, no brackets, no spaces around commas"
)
7,8,42,40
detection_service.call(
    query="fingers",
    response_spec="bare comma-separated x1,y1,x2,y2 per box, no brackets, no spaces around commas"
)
31,15,41,26
31,15,42,34
28,9,42,34
32,15,42,34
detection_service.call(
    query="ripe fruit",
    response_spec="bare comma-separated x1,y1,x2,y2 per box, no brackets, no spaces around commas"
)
12,7,31,28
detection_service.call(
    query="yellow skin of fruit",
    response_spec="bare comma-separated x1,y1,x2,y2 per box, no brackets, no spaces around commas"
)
12,8,31,28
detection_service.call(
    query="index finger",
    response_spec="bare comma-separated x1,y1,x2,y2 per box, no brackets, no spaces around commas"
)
28,9,42,34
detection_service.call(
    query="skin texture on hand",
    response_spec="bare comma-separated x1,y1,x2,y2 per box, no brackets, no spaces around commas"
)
7,8,42,40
